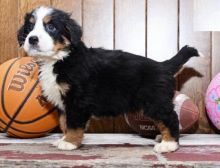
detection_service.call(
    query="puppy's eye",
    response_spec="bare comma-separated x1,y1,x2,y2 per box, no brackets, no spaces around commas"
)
46,24,56,32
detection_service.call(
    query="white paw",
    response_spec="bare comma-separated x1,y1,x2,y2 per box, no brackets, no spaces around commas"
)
155,135,162,142
154,140,179,153
57,140,77,150
52,136,66,147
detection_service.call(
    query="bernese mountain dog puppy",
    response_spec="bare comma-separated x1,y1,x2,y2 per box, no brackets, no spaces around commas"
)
17,6,199,153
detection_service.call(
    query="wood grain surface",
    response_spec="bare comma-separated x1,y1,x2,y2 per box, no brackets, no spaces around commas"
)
115,0,146,56
51,0,82,25
83,0,113,49
212,32,220,78
0,0,18,63
147,0,178,61
178,0,212,133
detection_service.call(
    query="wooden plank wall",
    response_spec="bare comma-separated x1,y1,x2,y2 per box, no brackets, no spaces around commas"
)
0,0,218,133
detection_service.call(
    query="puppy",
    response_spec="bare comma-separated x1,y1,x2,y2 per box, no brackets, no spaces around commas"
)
17,6,199,153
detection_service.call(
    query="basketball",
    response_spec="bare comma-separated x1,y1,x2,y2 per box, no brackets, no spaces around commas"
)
0,57,59,138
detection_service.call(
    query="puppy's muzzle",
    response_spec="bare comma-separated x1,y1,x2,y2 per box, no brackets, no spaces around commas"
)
29,36,39,46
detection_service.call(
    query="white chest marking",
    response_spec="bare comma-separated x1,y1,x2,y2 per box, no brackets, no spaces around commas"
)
39,60,65,111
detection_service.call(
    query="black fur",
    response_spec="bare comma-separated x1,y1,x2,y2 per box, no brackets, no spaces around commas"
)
54,44,198,141
48,9,82,46
18,7,200,143
17,13,35,46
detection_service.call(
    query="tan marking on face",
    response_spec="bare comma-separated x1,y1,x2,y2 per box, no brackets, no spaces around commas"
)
59,114,67,134
157,122,175,141
29,16,35,24
64,128,84,147
53,37,70,52
53,42,67,51
43,15,51,24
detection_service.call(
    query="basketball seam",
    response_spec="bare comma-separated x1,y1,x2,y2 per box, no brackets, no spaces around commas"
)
17,107,56,124
1,58,20,132
0,118,57,134
8,107,56,124
2,81,39,132
0,125,21,138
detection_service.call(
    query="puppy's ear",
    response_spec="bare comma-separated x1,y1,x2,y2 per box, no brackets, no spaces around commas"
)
17,25,25,47
17,13,31,47
66,18,82,46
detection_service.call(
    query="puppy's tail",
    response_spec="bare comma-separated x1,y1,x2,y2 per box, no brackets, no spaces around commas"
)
163,45,200,75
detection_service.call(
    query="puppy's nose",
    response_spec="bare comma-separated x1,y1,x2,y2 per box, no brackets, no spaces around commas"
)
29,36,39,45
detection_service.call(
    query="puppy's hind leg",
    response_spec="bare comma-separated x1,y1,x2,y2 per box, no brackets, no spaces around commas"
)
147,103,179,153
154,117,179,153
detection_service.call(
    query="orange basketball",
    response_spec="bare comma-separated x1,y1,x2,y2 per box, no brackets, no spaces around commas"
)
0,57,59,138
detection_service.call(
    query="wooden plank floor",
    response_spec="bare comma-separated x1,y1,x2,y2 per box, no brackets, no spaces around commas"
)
1,134,220,167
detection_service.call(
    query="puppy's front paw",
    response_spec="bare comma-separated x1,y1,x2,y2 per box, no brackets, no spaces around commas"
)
57,140,78,150
52,136,65,147
154,140,178,153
